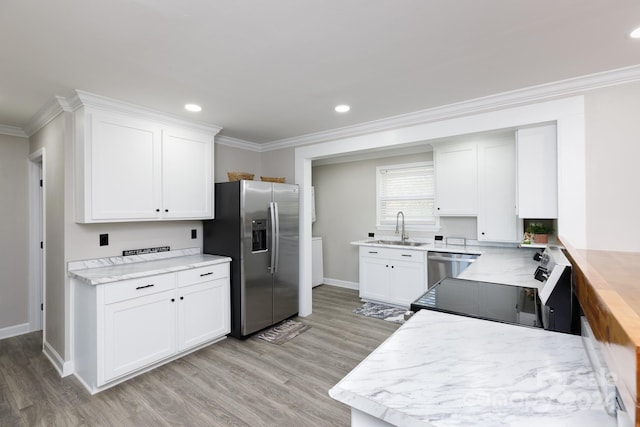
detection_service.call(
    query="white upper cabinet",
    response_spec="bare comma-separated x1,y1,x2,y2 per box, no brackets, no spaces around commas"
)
74,93,220,223
477,139,517,242
161,127,213,219
85,110,163,221
434,142,478,216
516,124,558,219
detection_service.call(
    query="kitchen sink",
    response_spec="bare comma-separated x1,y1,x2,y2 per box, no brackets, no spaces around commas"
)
366,240,428,247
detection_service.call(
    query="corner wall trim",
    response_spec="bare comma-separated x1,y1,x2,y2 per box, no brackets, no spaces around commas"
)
0,125,28,138
43,340,74,377
322,278,359,290
0,323,30,340
215,135,262,152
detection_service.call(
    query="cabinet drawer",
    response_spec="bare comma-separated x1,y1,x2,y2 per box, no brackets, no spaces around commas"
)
177,263,229,287
103,273,176,305
359,246,425,263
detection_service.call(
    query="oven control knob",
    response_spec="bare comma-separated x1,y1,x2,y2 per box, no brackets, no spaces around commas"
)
534,266,549,282
533,252,543,261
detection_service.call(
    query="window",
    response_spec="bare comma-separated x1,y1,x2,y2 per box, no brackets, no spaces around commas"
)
376,162,438,230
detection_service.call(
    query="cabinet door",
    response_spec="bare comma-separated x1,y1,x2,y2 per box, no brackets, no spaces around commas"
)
89,110,162,221
477,140,517,242
103,290,176,383
434,143,478,215
388,260,426,306
162,128,213,219
516,125,557,219
359,256,389,302
177,279,230,351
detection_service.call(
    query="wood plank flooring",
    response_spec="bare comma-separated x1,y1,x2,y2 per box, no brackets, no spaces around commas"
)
0,285,400,426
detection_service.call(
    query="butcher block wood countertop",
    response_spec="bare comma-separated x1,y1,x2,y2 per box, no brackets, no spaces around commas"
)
565,243,640,426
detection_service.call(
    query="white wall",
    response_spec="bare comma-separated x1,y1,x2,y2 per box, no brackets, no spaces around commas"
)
262,147,295,183
214,143,261,182
584,81,640,251
312,152,434,283
0,134,30,337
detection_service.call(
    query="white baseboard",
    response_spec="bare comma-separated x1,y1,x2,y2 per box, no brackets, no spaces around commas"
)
43,340,74,377
0,322,30,340
322,278,359,290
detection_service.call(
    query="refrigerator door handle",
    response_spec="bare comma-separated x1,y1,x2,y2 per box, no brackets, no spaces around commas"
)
269,202,279,273
273,201,280,274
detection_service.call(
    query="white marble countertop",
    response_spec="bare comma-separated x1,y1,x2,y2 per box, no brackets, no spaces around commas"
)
352,239,542,289
68,248,231,285
457,246,542,289
329,310,615,427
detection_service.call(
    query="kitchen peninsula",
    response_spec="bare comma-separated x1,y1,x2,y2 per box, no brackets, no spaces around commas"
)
329,309,614,427
334,241,620,426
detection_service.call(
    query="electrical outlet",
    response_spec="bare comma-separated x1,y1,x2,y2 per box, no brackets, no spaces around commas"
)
191,229,197,239
99,234,109,246
368,232,375,238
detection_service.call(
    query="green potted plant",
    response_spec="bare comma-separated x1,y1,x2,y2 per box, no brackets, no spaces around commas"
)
526,223,553,244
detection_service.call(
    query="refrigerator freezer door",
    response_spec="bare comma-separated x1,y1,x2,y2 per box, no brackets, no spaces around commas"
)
272,184,300,323
241,180,274,335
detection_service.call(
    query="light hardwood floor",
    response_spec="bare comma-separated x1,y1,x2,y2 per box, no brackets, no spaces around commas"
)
0,285,400,426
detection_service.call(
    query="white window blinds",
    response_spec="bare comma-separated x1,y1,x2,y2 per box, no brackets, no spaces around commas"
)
377,162,436,227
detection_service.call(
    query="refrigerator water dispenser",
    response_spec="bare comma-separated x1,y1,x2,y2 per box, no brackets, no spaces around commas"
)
252,219,267,252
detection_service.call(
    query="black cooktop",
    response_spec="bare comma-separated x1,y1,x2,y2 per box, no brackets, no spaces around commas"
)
410,277,542,328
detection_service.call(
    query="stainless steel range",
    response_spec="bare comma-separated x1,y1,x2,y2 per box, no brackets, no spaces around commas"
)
411,245,580,334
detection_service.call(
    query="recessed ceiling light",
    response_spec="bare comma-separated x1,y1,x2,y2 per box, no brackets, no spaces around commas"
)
185,103,202,112
335,104,351,113
630,26,640,39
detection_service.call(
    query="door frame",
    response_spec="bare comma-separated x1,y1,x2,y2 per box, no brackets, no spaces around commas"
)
28,148,46,337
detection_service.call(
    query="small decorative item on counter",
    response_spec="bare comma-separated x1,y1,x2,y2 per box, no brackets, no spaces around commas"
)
526,223,553,244
522,232,533,244
260,176,286,183
227,172,255,181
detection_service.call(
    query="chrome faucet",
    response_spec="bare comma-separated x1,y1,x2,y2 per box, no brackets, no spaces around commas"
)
395,211,409,242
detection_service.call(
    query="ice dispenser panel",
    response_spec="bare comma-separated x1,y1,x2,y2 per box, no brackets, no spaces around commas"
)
252,219,267,252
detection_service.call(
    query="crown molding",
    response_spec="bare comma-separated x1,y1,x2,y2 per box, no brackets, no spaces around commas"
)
15,63,640,147
71,90,223,135
23,96,72,137
215,135,262,152
260,63,640,152
0,125,28,138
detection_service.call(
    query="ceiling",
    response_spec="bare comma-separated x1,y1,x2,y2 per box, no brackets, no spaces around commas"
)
1,1,639,144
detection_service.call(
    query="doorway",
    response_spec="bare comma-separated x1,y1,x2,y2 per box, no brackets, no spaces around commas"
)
29,149,45,335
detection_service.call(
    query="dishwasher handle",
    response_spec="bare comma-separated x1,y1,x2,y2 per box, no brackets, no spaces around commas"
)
427,253,478,262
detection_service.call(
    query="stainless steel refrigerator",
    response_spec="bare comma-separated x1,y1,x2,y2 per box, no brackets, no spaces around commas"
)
203,180,299,338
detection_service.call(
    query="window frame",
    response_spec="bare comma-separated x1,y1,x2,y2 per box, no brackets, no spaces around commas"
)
375,161,440,232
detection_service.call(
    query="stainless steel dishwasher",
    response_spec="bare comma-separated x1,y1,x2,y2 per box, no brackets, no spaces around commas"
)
427,252,479,288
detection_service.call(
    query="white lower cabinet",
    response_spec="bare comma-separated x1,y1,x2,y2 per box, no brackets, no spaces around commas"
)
177,278,230,351
359,256,390,302
359,247,427,307
73,262,230,394
104,289,177,382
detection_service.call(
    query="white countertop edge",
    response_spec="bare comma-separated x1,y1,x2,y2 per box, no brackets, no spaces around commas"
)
349,238,524,254
68,254,232,285
329,379,427,427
